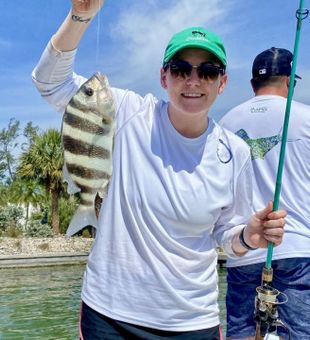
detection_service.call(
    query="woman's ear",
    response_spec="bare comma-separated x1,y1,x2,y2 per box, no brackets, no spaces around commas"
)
218,73,228,95
160,68,168,89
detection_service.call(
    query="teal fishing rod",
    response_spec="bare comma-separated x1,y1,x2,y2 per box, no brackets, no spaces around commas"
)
265,0,308,272
255,2,309,339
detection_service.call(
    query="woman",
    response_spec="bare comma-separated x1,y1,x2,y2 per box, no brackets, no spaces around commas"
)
32,1,286,339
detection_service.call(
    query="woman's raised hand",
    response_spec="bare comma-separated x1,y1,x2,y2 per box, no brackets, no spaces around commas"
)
71,0,105,18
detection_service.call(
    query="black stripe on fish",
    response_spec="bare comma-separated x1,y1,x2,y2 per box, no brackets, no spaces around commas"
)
68,95,105,118
63,135,111,159
66,163,111,180
63,112,111,135
78,185,98,194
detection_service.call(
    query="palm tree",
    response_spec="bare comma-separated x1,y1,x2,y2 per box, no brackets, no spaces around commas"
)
10,178,47,226
17,129,63,234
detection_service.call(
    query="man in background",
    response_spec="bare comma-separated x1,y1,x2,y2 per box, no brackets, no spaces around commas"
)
220,47,310,340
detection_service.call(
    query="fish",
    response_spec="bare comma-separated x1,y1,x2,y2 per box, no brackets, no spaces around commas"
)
61,72,115,237
235,129,282,160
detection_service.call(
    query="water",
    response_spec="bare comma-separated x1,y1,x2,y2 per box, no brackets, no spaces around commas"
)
0,265,227,340
218,267,228,335
0,265,85,340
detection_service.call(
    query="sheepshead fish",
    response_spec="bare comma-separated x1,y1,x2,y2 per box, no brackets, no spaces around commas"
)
62,73,115,236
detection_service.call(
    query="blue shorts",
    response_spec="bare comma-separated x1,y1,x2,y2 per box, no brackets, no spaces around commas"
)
226,258,310,340
80,302,223,339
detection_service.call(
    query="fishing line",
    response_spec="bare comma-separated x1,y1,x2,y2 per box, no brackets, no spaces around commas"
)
95,0,101,67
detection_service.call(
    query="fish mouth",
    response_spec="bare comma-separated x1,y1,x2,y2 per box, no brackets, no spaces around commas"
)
94,72,105,84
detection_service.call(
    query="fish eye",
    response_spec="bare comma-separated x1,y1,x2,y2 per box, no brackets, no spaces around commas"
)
85,87,94,96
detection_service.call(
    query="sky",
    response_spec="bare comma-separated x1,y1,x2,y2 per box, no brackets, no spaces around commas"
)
1,0,309,137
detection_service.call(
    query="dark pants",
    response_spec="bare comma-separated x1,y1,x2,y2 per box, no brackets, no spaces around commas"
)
226,258,310,339
80,302,223,340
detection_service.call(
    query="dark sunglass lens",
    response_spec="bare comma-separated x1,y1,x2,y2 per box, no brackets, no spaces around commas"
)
169,61,224,80
169,60,192,78
198,64,221,80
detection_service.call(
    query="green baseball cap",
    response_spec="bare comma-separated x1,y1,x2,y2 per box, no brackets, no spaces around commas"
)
163,27,227,67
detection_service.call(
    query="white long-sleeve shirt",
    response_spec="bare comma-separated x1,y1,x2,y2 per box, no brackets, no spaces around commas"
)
32,41,254,331
221,95,310,267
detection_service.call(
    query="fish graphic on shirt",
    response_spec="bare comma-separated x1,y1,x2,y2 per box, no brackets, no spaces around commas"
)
235,129,282,160
62,72,115,237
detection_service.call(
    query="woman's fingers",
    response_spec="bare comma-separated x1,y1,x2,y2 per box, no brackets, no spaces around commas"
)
263,217,285,245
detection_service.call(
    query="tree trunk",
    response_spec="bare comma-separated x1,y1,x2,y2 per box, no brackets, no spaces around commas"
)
50,188,60,234
25,202,29,229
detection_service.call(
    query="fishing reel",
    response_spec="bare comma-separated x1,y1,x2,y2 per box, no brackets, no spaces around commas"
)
254,268,290,340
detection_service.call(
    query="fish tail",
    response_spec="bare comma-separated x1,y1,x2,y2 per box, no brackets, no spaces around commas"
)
66,205,98,237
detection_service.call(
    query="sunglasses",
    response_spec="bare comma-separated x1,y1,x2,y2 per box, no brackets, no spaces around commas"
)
164,60,225,81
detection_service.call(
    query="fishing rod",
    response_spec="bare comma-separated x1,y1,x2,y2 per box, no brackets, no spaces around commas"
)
254,1,309,339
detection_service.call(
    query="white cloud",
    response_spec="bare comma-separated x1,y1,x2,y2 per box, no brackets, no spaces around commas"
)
107,0,237,95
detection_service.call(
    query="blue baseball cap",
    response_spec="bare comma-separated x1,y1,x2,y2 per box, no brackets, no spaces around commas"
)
252,47,301,79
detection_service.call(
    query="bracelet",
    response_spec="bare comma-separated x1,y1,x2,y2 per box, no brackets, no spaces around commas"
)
239,227,258,251
71,14,92,23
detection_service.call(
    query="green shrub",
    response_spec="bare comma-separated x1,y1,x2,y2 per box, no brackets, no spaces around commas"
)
82,228,92,238
58,196,79,234
26,220,53,237
29,210,45,222
0,205,24,232
0,209,7,232
5,225,23,238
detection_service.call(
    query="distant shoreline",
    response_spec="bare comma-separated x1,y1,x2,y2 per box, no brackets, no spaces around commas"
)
0,236,93,255
0,236,226,268
0,252,89,268
0,236,93,268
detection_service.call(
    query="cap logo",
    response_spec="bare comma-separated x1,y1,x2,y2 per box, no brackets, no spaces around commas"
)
259,69,267,75
186,30,209,43
192,30,207,37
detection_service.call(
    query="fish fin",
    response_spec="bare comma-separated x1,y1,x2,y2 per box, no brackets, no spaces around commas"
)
98,189,107,200
98,180,110,199
63,163,80,194
66,206,98,237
